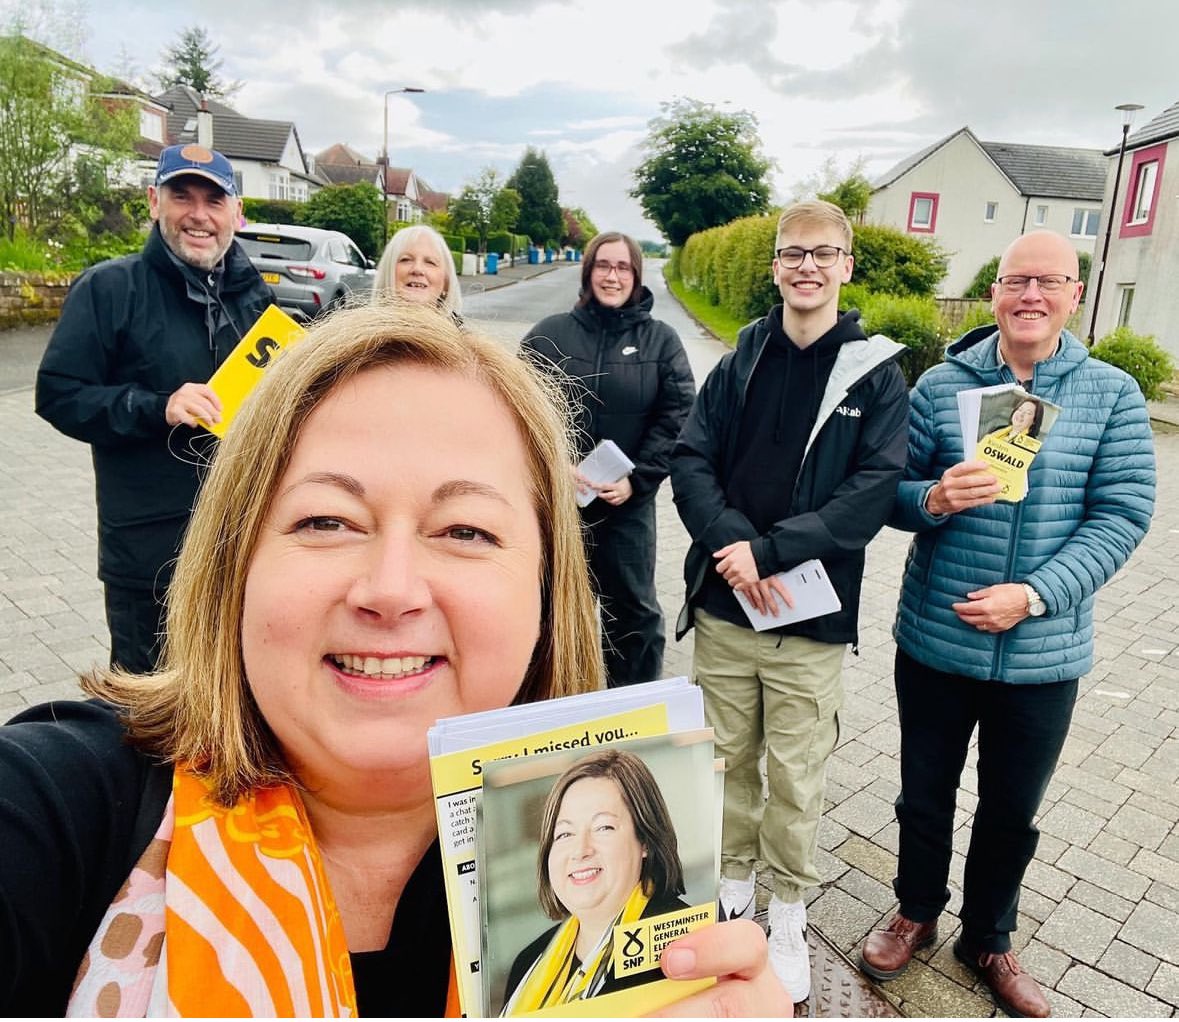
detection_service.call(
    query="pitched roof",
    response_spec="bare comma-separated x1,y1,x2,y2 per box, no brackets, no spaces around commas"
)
979,141,1106,201
418,188,449,213
384,166,412,195
318,163,379,186
1120,100,1179,153
154,85,303,167
316,142,372,166
873,126,1105,201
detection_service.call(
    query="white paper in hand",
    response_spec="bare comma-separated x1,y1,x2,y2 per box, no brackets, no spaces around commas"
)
733,559,842,631
575,439,636,507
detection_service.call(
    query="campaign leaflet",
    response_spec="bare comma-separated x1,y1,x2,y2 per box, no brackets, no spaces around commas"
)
479,730,718,1018
198,304,305,436
957,384,1061,502
427,679,710,1017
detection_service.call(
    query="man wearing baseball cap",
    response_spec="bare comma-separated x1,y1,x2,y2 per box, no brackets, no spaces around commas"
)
36,144,273,673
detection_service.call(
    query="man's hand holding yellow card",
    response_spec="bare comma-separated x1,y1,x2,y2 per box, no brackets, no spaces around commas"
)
199,305,306,436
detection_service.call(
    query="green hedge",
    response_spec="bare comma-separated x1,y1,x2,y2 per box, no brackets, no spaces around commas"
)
242,198,300,225
1090,327,1176,401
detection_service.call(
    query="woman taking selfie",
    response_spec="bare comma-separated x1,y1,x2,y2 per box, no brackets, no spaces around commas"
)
0,306,787,1017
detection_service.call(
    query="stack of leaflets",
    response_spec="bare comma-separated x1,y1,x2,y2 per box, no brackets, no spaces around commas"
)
575,440,636,508
732,559,841,632
428,678,721,1017
957,383,1061,502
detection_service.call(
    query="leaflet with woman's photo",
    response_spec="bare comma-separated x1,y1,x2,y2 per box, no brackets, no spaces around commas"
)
575,440,636,508
427,679,707,1017
957,384,1062,502
479,732,719,1018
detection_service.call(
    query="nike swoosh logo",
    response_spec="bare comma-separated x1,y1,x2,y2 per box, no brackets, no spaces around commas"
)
622,346,638,355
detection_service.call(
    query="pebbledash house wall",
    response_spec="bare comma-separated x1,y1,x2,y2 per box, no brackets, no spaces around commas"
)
0,272,76,329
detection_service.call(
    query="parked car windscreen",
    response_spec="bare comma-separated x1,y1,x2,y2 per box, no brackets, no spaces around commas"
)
236,233,314,261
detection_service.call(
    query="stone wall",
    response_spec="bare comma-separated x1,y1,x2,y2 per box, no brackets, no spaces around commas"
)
0,272,77,329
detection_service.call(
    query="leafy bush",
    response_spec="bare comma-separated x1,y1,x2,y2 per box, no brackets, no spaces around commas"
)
857,292,945,385
954,301,996,335
295,183,385,258
487,232,512,255
964,256,1000,299
0,231,61,271
1089,327,1176,400
242,198,300,226
851,224,947,297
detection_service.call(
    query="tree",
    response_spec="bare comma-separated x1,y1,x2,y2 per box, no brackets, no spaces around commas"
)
448,168,520,252
631,98,772,247
559,206,598,249
295,182,385,259
0,33,138,241
155,25,242,98
818,173,872,224
507,147,563,247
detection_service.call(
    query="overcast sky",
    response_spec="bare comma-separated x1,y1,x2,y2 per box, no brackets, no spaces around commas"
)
11,0,1179,241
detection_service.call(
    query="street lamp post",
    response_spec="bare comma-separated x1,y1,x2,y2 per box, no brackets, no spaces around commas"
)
382,86,425,250
1087,102,1144,344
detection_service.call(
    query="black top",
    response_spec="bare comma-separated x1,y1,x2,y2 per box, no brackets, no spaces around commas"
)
0,700,451,1017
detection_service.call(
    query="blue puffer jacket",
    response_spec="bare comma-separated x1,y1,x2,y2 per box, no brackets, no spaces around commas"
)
891,327,1156,683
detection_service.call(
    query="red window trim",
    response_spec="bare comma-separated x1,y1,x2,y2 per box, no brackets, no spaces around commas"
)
908,191,939,233
1120,143,1167,239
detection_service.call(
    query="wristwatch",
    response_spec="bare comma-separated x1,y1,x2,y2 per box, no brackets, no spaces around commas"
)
1022,583,1046,617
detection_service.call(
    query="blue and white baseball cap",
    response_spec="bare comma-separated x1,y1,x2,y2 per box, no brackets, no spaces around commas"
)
155,144,237,195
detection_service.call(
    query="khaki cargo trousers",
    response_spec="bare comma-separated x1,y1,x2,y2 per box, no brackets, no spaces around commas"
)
694,609,845,903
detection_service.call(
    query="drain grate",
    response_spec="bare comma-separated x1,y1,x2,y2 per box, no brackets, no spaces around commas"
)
793,925,903,1018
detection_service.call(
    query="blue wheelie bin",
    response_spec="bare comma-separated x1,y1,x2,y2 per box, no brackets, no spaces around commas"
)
485,252,498,274
528,247,539,265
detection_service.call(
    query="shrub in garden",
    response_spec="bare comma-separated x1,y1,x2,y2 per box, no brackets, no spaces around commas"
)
242,198,300,226
1089,327,1176,401
857,292,945,385
851,224,947,297
963,256,999,299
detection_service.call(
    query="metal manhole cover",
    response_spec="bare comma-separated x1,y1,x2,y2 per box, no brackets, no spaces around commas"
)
790,925,904,1018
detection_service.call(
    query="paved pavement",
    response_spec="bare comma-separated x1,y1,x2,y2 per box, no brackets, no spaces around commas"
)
1,269,1177,1017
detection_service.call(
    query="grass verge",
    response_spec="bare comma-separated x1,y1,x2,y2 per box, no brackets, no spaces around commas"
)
663,267,746,346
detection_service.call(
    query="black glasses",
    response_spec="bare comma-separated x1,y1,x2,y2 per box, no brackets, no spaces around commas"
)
592,259,634,277
775,245,846,269
995,274,1077,294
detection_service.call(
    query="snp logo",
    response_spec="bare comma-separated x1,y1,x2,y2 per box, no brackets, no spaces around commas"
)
834,405,862,418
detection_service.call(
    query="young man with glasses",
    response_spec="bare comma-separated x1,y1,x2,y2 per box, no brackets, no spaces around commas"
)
670,200,909,1003
859,230,1155,1017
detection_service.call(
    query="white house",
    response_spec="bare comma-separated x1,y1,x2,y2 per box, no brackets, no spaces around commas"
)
152,85,325,201
868,127,1107,296
1083,101,1179,358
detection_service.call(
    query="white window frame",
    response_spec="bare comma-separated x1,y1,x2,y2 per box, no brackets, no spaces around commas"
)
1034,205,1048,226
910,196,934,229
1117,285,1135,328
1070,208,1100,238
983,201,998,223
1130,161,1158,224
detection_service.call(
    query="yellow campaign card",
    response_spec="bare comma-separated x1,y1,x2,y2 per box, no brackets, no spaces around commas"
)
199,305,305,436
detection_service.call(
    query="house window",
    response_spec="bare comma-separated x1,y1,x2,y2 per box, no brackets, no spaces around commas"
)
233,171,244,196
1117,286,1135,327
908,192,938,233
1070,208,1100,237
139,109,164,143
984,201,998,222
1120,143,1167,238
396,199,411,222
1034,205,1048,226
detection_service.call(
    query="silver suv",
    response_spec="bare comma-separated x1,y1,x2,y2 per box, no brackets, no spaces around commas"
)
236,223,375,318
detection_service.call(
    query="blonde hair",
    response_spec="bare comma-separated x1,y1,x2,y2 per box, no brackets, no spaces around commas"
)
85,304,602,803
372,224,463,315
775,199,854,253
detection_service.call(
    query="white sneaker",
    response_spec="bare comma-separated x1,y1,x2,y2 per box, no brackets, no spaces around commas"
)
767,896,810,1003
718,872,756,921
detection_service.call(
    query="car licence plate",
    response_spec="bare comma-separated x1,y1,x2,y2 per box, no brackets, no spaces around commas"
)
261,272,280,284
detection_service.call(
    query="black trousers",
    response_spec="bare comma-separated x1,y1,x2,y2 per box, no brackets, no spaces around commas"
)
892,647,1077,953
104,583,167,674
583,496,665,687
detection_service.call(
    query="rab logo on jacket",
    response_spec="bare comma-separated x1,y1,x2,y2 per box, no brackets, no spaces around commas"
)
834,405,862,418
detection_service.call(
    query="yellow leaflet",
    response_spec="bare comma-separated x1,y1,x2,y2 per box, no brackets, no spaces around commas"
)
609,902,716,980
976,431,1041,503
199,305,305,436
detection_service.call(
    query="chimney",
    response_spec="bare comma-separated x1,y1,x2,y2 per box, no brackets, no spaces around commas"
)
197,99,213,148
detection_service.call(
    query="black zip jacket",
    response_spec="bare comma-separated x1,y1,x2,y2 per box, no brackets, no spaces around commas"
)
521,287,695,503
670,310,909,645
35,226,272,590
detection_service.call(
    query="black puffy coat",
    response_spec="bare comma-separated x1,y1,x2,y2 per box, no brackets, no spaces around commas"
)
35,226,273,589
521,287,695,503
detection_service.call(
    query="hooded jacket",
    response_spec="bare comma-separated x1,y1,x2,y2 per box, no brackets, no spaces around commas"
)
671,309,908,644
35,225,273,590
890,326,1156,683
521,286,695,504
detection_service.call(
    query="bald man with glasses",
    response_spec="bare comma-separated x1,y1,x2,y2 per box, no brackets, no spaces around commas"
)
859,230,1156,1017
670,200,909,1004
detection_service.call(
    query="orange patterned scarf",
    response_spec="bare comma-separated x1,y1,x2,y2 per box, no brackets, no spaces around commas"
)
68,766,458,1017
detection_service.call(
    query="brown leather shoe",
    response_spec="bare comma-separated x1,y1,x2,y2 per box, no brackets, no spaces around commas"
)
953,939,1051,1017
859,912,938,980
